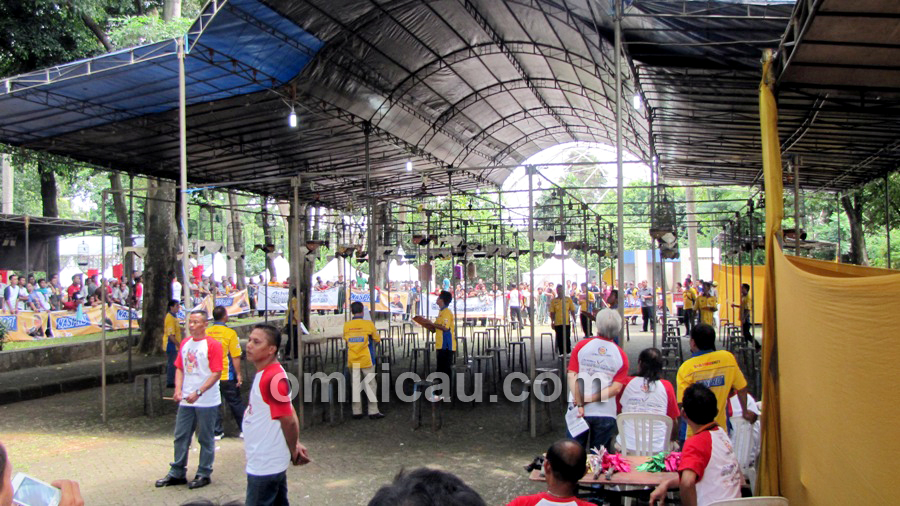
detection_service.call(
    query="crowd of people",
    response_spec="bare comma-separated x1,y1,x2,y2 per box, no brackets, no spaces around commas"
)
1,272,143,315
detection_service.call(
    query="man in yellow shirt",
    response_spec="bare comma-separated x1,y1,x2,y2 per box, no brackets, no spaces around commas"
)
431,290,456,380
682,280,698,334
207,306,245,438
549,284,577,356
696,282,717,326
578,282,595,338
164,299,182,387
343,301,384,419
730,283,756,349
676,323,755,439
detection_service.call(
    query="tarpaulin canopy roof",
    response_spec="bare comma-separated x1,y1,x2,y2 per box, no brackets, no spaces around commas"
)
0,0,897,205
0,214,120,272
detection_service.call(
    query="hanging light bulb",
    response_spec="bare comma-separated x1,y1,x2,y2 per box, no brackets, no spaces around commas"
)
406,160,413,172
632,93,642,110
288,108,297,128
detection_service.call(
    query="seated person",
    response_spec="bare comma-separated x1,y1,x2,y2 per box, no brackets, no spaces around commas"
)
368,468,485,506
650,384,742,506
0,441,83,506
618,348,679,454
507,439,594,506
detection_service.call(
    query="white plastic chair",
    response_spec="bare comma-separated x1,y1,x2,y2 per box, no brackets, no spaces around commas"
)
708,497,788,505
730,416,757,489
616,413,674,456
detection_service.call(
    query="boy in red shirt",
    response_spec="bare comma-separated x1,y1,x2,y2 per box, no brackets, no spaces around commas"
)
507,439,594,506
649,383,743,506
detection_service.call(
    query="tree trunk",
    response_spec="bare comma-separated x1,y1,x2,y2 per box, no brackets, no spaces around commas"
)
261,198,277,280
139,179,177,354
162,0,181,22
841,193,869,266
686,185,701,278
109,172,134,282
228,191,247,288
37,161,60,278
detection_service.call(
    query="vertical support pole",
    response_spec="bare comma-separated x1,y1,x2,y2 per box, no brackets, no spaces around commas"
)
749,201,756,341
127,173,134,379
449,173,458,340
614,0,626,337
24,216,30,286
527,166,537,437
558,189,568,402
886,175,892,269
100,191,107,423
792,159,801,256
364,124,376,320
1,153,12,214
292,178,304,420
178,37,191,308
582,205,589,317
426,211,432,326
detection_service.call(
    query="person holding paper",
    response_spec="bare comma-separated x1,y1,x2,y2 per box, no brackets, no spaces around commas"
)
566,309,629,453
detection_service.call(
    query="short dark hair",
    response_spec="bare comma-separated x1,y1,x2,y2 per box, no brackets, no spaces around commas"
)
545,439,587,485
350,301,364,315
189,309,209,320
168,299,180,311
253,323,282,349
741,283,750,291
438,290,452,306
368,468,485,506
682,383,718,425
212,306,228,321
691,323,716,351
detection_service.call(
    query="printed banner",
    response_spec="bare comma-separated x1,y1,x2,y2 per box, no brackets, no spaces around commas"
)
311,287,340,311
214,289,250,316
0,311,47,341
259,286,290,312
422,294,504,319
48,309,101,337
108,304,141,330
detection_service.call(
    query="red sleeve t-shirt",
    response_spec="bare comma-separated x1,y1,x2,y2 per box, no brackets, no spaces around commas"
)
508,492,595,506
259,362,293,419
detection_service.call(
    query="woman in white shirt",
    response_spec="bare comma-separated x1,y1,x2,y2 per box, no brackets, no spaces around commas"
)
618,347,680,454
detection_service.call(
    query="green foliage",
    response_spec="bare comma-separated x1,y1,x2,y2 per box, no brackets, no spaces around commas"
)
0,1,99,76
107,14,194,48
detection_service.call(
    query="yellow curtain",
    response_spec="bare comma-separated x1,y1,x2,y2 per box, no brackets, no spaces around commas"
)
773,243,900,504
758,50,900,503
713,263,765,324
758,50,784,496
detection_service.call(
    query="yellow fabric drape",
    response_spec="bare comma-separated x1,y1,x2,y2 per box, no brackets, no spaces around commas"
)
713,263,765,324
773,243,900,504
758,51,784,496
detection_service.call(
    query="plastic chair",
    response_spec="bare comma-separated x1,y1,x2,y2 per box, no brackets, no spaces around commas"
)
707,498,788,506
730,416,758,489
616,413,674,456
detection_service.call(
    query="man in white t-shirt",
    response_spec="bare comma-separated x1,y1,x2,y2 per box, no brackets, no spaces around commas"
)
243,324,310,505
650,384,742,506
172,272,183,302
2,274,20,313
155,310,223,491
567,309,629,452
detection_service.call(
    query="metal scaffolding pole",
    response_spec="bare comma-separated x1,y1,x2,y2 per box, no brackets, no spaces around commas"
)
792,159,801,256
292,178,304,420
748,201,756,342
100,194,107,423
559,189,569,402
177,38,191,309
365,125,376,320
527,165,537,438
614,0,627,336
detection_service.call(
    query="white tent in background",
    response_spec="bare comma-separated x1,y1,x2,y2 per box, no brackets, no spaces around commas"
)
198,252,228,280
312,258,341,282
388,258,417,282
522,243,588,287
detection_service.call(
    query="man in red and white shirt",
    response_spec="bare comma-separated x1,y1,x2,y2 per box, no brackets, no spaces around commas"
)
507,439,594,506
650,384,742,506
243,324,310,506
155,310,223,491
567,309,629,452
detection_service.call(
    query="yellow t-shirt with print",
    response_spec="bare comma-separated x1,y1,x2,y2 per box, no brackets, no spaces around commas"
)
682,288,697,310
206,323,242,381
697,295,717,325
432,308,456,351
677,349,747,436
343,318,379,368
578,291,594,312
740,295,751,323
549,297,576,326
163,312,181,351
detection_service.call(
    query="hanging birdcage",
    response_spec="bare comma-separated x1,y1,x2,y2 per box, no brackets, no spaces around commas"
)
649,185,679,259
76,240,90,267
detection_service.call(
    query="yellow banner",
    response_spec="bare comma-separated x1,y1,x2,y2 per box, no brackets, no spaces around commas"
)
48,308,101,337
0,311,47,341
713,263,766,325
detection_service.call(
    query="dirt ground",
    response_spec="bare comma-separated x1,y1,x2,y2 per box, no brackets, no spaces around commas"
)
0,324,681,505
